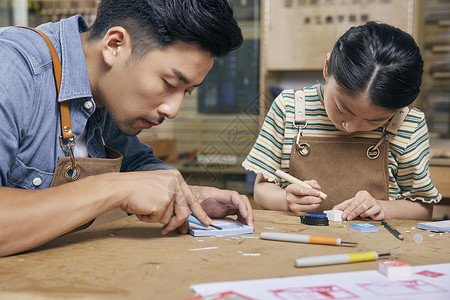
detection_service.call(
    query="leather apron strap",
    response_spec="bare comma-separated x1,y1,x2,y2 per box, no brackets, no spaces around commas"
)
18,27,74,140
288,88,409,211
19,26,81,181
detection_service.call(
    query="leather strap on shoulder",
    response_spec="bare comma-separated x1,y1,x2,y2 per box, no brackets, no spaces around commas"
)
293,88,306,125
18,26,73,140
384,106,410,136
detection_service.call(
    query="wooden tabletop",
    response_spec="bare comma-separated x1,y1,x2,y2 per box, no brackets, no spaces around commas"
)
1,210,449,299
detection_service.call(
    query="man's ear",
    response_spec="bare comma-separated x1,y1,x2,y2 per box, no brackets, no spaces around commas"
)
101,27,130,67
323,52,331,81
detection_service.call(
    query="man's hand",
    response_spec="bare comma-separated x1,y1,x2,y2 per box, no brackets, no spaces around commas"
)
285,180,323,216
117,169,211,234
175,186,254,234
333,190,385,221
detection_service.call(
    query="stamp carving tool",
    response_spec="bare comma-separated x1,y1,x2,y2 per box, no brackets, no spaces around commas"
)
295,251,390,267
275,170,333,203
260,232,357,246
187,215,222,230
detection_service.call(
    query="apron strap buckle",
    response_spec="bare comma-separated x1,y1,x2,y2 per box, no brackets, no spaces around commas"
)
59,136,80,181
59,135,76,151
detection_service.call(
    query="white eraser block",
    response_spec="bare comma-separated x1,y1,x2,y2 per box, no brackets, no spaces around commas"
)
324,210,343,222
378,260,411,277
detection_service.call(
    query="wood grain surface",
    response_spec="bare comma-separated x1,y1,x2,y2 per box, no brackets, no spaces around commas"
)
1,210,449,299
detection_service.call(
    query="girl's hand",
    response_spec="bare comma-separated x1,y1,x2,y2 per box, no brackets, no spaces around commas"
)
285,180,322,216
333,190,385,221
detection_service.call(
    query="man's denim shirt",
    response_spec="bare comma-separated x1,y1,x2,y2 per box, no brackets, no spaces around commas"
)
0,15,170,189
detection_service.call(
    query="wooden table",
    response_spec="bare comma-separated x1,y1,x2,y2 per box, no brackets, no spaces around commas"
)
1,210,449,299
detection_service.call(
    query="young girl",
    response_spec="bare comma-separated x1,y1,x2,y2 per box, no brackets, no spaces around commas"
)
243,21,441,221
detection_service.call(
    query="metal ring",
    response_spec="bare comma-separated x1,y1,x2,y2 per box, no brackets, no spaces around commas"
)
297,142,311,156
366,146,380,160
292,120,308,129
64,164,80,181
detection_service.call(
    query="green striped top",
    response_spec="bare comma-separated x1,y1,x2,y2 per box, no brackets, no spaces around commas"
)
243,84,441,203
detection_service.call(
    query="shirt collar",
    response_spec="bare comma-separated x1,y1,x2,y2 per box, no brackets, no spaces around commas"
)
57,15,92,102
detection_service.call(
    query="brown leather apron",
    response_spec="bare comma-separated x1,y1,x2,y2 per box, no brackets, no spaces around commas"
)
288,89,409,211
23,27,123,230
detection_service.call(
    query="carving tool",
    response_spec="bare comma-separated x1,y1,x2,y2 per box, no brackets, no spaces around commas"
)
187,215,222,230
260,232,357,246
295,251,390,267
275,170,333,202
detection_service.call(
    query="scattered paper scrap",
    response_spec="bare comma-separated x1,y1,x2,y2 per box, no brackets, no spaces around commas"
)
188,247,219,252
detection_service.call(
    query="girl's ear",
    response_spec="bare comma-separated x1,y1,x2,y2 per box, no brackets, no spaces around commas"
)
323,52,331,81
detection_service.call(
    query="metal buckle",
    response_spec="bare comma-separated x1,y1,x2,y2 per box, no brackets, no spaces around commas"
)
59,135,80,181
293,121,310,156
366,134,387,160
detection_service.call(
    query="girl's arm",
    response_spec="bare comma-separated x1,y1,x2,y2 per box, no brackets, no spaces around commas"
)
253,174,289,211
380,199,433,220
334,191,433,221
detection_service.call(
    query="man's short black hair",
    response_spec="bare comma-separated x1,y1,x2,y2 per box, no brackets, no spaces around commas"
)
88,0,243,58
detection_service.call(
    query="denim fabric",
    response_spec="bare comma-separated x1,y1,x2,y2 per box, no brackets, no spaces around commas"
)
0,15,171,190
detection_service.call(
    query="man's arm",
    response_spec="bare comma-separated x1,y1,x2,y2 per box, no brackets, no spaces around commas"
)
0,170,210,257
0,168,256,257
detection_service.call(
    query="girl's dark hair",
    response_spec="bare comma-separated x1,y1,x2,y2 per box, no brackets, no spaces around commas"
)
88,0,243,58
327,21,423,109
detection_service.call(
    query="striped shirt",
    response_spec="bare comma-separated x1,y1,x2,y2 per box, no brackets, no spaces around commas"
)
243,84,441,203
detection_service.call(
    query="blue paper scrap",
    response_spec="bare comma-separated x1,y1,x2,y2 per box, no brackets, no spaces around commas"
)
349,223,380,232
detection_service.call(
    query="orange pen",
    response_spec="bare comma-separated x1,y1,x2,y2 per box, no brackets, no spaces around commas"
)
260,232,357,246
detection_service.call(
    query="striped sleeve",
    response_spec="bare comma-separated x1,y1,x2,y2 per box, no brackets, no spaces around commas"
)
242,92,287,183
389,108,442,203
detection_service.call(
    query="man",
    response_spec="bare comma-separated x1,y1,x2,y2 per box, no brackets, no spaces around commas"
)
0,0,253,257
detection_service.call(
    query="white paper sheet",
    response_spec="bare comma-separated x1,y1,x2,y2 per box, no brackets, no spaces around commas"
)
191,263,450,299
